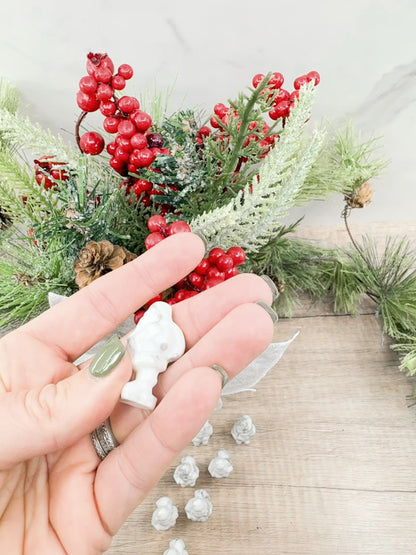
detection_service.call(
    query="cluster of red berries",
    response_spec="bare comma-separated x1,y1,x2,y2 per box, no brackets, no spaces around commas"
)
133,215,246,323
34,156,68,190
252,70,320,120
76,53,170,179
197,106,278,162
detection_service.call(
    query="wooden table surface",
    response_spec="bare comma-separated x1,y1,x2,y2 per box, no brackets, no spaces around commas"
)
107,222,416,555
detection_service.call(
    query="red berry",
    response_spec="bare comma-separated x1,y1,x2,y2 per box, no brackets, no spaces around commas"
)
35,172,55,190
118,64,134,80
306,70,320,85
204,277,225,289
79,75,97,94
227,246,246,265
117,119,136,138
134,310,146,325
130,133,147,150
268,72,284,89
208,247,225,264
115,135,133,151
76,91,100,112
134,179,153,194
167,221,191,235
195,258,210,275
106,142,117,155
188,272,204,289
130,110,152,131
174,289,189,302
79,132,105,155
293,75,308,90
129,148,154,168
206,266,225,281
111,74,126,90
109,157,126,172
103,116,120,133
252,73,265,88
216,254,235,271
147,215,167,233
225,267,239,279
290,90,300,102
269,101,291,120
214,103,228,118
198,126,211,137
146,294,163,308
114,147,130,163
94,66,113,84
127,163,138,174
210,116,220,129
145,231,165,249
86,53,114,76
96,83,113,101
118,96,136,113
50,168,67,181
100,100,117,116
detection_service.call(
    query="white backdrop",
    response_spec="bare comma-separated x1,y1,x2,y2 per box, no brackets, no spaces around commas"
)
1,0,415,225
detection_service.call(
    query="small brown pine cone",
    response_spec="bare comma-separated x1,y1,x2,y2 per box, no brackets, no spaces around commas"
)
74,240,137,288
346,182,374,208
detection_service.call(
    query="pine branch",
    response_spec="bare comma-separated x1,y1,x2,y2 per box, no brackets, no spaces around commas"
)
0,233,75,329
247,224,339,316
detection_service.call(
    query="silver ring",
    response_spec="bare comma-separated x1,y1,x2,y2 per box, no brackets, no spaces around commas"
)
211,364,229,388
90,418,119,460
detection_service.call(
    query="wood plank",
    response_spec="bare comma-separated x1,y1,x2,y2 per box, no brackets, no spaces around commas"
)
107,311,416,554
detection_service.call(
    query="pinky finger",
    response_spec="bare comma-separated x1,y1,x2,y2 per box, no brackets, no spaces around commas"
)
94,365,222,535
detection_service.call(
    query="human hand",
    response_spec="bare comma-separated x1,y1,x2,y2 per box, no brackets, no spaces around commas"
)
0,233,275,554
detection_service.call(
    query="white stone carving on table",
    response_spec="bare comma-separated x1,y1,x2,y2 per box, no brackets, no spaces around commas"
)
121,302,185,410
231,414,256,444
184,489,213,522
151,496,179,531
208,449,233,478
173,455,200,487
191,420,213,446
163,538,189,555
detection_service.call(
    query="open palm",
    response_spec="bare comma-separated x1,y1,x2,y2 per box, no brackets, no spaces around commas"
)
0,234,274,554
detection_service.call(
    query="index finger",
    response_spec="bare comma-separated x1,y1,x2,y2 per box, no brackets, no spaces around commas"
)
21,233,205,361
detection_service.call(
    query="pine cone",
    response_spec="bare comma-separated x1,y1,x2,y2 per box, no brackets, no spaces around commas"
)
346,182,374,208
74,240,137,288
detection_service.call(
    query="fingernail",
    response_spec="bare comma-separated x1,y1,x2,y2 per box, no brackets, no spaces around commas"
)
256,301,278,324
260,275,279,300
89,336,125,378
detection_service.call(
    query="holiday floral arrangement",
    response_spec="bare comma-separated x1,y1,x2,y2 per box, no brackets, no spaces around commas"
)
1,52,416,374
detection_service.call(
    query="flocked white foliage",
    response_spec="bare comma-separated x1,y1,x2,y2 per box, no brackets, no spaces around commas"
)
0,108,77,163
190,84,326,253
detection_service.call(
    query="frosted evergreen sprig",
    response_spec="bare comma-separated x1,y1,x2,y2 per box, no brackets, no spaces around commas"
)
0,108,77,163
190,84,325,252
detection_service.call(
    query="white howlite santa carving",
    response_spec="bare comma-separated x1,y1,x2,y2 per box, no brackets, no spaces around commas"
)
163,538,189,555
121,302,185,410
173,455,200,487
208,449,233,478
151,496,179,531
184,489,213,522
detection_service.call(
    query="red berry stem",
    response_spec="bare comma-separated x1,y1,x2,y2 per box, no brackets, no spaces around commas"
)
75,111,88,152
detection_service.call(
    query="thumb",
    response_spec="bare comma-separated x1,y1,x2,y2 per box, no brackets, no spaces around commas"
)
0,336,130,468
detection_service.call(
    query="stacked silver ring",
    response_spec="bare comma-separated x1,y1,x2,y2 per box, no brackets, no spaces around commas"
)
90,418,119,460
